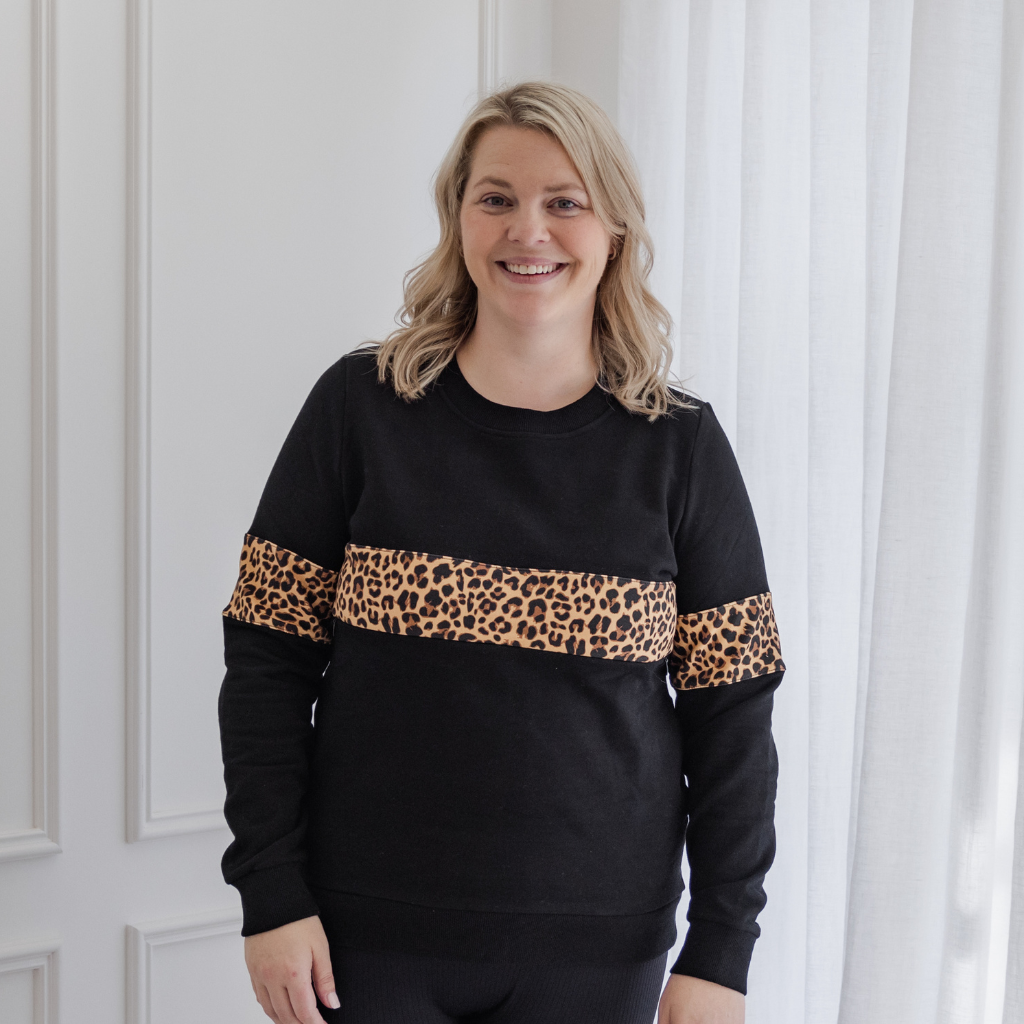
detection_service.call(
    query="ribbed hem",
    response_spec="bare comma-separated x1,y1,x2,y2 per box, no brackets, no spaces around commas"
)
233,864,321,937
670,918,757,995
311,886,679,966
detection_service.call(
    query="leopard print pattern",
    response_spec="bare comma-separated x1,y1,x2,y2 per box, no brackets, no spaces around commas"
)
669,591,785,689
223,534,339,643
335,543,677,661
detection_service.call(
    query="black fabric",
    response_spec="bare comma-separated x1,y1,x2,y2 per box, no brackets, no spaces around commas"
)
312,945,669,1024
310,885,679,967
307,622,684,915
218,349,784,996
219,619,328,935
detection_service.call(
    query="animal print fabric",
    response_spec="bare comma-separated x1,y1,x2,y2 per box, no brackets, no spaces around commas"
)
334,543,678,661
669,591,785,690
223,534,339,643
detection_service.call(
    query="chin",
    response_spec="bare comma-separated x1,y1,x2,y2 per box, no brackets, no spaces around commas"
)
499,297,565,328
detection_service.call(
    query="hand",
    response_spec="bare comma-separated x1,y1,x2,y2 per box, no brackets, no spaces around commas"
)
658,973,744,1024
244,915,339,1023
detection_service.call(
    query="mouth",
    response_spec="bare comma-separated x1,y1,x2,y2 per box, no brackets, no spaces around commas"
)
497,261,567,280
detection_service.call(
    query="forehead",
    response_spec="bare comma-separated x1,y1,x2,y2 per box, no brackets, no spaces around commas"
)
466,126,586,189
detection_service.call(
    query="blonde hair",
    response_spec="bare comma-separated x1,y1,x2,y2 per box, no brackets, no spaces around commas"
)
374,80,695,420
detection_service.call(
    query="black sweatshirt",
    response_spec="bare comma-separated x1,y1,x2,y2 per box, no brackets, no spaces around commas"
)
218,349,784,995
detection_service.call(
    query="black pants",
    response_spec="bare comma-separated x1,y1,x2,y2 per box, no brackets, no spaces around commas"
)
314,947,668,1024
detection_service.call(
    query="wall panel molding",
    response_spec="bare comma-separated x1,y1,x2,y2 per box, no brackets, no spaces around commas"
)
0,0,60,865
125,0,226,842
0,942,59,1023
478,0,499,96
126,910,241,1024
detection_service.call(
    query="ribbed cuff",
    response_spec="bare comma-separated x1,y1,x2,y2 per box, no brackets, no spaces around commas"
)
669,918,757,995
233,864,321,937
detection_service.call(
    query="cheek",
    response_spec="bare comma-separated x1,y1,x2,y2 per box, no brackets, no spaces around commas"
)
562,225,612,278
460,211,494,271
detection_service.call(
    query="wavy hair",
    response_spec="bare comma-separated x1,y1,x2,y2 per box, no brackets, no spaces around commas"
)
373,80,695,420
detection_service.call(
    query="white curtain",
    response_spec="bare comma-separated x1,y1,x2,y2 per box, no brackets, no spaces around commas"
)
618,2,1024,1022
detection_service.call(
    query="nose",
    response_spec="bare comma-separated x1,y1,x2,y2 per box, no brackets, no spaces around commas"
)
506,202,550,247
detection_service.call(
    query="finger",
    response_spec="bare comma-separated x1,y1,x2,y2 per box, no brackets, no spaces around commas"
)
311,933,340,1011
268,983,303,1024
255,982,282,1024
285,976,328,1024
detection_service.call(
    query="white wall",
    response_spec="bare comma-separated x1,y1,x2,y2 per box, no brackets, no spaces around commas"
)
492,0,621,118
0,1,625,1020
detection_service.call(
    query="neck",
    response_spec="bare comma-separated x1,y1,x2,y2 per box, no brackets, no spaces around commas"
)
456,298,598,411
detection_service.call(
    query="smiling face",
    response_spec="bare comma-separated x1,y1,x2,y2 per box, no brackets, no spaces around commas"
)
459,126,614,332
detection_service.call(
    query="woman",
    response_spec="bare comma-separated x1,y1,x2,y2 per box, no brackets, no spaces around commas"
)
219,81,785,1024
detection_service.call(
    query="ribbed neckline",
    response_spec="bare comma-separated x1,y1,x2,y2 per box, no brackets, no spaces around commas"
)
438,356,614,435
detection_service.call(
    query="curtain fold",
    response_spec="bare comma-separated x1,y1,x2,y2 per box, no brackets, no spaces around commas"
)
989,6,1024,1022
806,6,868,1023
618,2,1024,1022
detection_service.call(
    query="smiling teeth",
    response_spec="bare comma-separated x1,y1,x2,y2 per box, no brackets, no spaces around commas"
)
506,263,558,275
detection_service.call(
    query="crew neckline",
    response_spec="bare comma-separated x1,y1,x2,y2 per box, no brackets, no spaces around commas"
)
438,356,614,435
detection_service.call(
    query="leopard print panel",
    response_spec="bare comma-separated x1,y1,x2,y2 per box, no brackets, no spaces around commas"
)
669,591,785,689
334,543,677,661
222,534,339,643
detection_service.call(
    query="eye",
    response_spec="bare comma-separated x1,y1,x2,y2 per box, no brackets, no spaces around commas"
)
481,195,509,207
552,198,580,210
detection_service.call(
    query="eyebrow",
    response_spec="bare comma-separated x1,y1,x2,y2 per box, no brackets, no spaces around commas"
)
472,175,588,194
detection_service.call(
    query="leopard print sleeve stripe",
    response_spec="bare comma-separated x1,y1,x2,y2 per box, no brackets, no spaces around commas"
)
334,543,677,662
222,534,339,644
669,591,785,690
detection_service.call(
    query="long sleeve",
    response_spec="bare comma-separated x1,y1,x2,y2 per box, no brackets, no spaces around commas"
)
667,401,786,994
218,357,350,936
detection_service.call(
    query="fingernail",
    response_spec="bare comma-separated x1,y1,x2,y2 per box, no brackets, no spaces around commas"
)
327,992,340,1010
